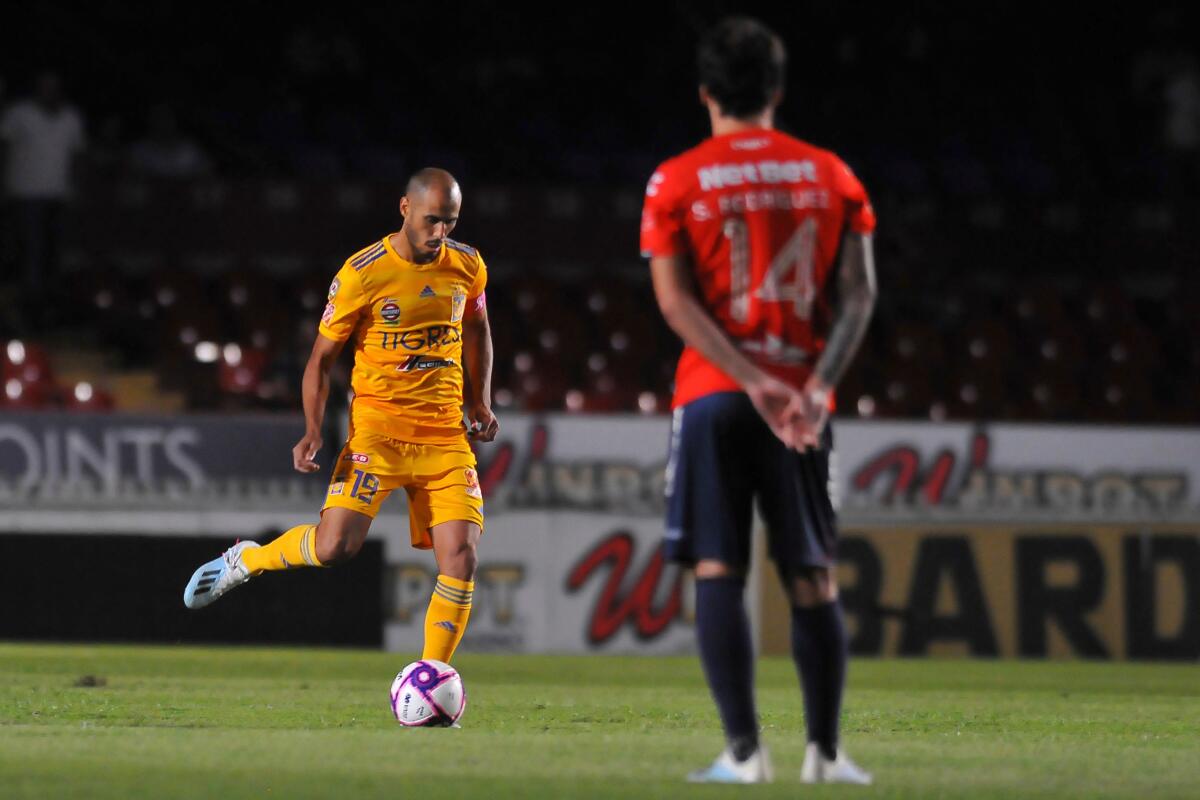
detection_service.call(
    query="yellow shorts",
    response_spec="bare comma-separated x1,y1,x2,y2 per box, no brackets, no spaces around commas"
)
322,429,484,549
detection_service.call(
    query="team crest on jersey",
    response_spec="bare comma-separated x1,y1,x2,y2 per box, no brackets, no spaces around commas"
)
450,288,467,323
321,302,335,324
328,278,340,299
464,467,482,499
380,300,401,325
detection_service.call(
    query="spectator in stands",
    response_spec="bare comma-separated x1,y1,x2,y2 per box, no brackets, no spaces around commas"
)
1163,56,1200,193
0,71,86,307
128,105,211,179
1131,10,1200,194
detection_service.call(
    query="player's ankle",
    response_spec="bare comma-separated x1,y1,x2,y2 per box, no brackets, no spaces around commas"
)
729,733,759,762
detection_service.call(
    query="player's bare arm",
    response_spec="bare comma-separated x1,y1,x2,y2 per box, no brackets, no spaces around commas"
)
292,332,346,472
650,254,805,447
462,299,498,442
799,232,877,445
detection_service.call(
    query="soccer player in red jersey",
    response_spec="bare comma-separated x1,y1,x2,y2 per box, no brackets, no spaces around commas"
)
641,18,877,784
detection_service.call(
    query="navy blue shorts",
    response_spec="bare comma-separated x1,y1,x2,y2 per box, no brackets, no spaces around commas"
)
664,391,838,573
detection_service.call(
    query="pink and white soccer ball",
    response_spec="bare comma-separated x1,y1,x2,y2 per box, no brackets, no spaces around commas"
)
389,659,466,727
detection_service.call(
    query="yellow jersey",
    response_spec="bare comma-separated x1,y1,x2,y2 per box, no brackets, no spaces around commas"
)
318,234,488,444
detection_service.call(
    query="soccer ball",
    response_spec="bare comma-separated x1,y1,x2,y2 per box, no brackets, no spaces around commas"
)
389,659,466,727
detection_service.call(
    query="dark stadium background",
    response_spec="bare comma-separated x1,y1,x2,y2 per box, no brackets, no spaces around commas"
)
1,9,1199,797
2,2,1197,422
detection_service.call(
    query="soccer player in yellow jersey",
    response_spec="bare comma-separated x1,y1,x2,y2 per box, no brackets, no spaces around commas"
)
183,168,498,664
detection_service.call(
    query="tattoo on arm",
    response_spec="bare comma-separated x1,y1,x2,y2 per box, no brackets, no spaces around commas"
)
814,233,877,387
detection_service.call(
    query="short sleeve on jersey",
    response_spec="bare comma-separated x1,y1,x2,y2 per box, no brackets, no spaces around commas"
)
318,264,369,342
639,167,687,258
468,250,488,299
831,156,877,234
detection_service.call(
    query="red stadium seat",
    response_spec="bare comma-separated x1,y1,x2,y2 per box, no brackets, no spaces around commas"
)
2,373,57,409
1088,369,1153,423
215,273,276,316
635,391,671,415
889,321,944,369
514,372,566,412
145,270,207,314
155,308,225,361
1083,281,1136,330
955,317,1014,372
588,349,647,387
1018,368,1081,420
1012,281,1068,327
1034,323,1085,372
217,346,271,396
838,355,883,412
1097,322,1160,377
582,370,637,412
943,369,1006,420
877,366,934,418
2,340,54,385
233,305,294,353
71,271,141,324
63,382,116,412
510,277,559,318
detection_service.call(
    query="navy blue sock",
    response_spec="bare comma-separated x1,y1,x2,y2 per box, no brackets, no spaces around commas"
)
695,576,758,757
790,601,848,760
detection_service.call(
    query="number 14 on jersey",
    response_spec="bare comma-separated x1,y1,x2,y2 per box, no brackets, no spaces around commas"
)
725,216,818,323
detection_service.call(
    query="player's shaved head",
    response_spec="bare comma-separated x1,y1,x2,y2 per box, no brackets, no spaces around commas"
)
397,167,462,264
405,167,460,202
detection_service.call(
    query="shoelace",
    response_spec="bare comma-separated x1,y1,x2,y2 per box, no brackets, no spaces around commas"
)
222,540,245,572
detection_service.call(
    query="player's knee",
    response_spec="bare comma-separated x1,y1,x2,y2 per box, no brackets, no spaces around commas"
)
790,567,838,607
315,526,363,564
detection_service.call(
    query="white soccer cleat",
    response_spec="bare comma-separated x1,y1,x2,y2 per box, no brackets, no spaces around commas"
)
801,743,873,785
687,745,774,784
183,541,260,609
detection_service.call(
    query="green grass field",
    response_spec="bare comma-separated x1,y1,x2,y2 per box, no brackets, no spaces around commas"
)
1,644,1197,798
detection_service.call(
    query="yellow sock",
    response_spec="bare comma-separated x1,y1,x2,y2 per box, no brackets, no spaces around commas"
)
421,575,473,662
240,524,323,574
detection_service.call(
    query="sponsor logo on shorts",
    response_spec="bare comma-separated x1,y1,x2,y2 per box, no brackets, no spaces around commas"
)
380,300,401,324
343,453,369,463
464,467,482,499
329,480,345,496
321,302,335,324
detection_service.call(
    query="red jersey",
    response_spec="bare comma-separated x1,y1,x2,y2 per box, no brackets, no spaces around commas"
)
640,128,876,408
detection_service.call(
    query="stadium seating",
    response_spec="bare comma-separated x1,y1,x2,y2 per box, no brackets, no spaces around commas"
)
12,185,1194,423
